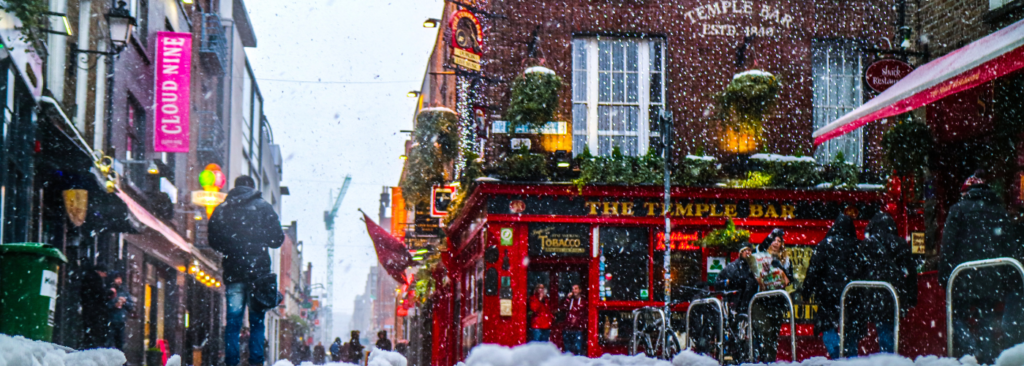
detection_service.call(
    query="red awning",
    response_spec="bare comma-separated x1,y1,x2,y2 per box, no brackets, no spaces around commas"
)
813,17,1024,146
115,189,192,254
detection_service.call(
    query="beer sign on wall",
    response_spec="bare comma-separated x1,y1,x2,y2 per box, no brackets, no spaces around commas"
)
449,9,482,72
682,1,800,37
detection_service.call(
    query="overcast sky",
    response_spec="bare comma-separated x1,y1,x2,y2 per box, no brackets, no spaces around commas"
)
244,0,442,321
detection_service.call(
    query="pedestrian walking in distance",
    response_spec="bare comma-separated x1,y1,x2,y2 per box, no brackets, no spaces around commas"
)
106,271,134,350
313,342,326,365
209,176,285,366
330,337,343,362
376,330,393,351
804,214,856,359
346,330,365,364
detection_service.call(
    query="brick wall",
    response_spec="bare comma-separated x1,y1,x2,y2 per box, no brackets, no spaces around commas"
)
463,0,898,166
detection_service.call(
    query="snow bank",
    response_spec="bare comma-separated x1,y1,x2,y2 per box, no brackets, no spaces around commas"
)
164,354,181,366
749,154,816,163
0,333,125,366
455,342,1024,366
368,349,407,366
685,155,717,162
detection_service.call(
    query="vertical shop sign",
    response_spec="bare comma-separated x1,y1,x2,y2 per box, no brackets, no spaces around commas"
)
153,32,193,152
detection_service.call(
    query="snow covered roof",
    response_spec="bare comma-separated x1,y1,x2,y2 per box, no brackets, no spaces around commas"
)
685,155,717,161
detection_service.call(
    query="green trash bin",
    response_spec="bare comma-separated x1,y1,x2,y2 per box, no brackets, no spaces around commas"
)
0,242,68,341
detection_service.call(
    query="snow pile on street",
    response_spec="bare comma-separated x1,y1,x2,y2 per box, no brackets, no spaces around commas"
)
368,349,407,366
457,342,698,366
163,354,181,366
457,342,1024,366
0,333,126,366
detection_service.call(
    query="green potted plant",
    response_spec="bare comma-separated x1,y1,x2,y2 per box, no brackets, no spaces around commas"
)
400,107,460,208
146,347,163,366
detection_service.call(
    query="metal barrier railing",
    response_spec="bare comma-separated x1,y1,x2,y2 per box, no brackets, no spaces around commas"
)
631,307,668,357
839,281,900,357
946,257,1024,357
747,290,797,362
686,297,724,361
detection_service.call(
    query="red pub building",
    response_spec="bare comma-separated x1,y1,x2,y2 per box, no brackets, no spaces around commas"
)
403,0,1024,364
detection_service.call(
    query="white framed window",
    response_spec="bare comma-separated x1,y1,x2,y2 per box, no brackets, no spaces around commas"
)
812,40,864,165
573,37,665,157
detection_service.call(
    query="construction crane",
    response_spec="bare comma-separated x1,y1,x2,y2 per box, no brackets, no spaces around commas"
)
323,174,352,336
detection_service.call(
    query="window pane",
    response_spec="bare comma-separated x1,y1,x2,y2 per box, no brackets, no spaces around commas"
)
599,72,611,102
626,73,638,103
650,72,662,103
652,249,703,302
625,41,638,72
649,41,663,72
599,41,612,71
573,71,587,102
812,40,863,165
573,39,587,70
612,73,625,103
599,227,649,301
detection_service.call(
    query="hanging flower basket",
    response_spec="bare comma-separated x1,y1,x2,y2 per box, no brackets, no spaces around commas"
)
714,70,781,154
400,107,460,208
507,66,562,131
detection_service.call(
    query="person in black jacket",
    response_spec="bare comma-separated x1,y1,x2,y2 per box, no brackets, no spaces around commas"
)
346,330,365,363
715,243,757,362
210,176,285,366
80,264,110,349
804,214,856,359
940,172,1024,363
375,330,393,351
845,212,917,356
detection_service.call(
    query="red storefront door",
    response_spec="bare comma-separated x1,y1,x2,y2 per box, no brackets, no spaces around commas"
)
527,263,587,351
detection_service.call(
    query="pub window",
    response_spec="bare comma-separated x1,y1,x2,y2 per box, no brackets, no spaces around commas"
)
572,37,665,157
652,230,704,302
812,40,864,165
599,227,649,301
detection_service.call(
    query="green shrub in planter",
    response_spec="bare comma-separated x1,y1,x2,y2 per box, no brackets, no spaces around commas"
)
674,155,719,186
494,146,550,181
507,67,563,131
750,154,821,188
826,151,859,190
698,218,751,248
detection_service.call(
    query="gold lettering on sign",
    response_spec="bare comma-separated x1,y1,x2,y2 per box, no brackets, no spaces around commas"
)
724,204,738,217
645,202,659,216
621,202,635,216
750,204,764,218
709,204,724,217
587,201,601,215
603,202,619,215
765,205,780,218
781,205,796,219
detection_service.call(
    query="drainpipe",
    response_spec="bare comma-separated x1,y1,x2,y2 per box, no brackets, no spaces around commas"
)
92,42,106,152
73,0,92,133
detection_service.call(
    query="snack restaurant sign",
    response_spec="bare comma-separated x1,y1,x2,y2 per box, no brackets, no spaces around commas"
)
153,32,193,153
488,195,879,220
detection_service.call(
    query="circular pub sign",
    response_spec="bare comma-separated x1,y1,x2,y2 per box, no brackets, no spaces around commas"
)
865,59,914,93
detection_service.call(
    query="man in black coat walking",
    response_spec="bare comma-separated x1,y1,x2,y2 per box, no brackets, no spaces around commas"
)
940,172,1024,363
804,214,856,359
846,212,917,356
80,264,110,349
210,176,285,366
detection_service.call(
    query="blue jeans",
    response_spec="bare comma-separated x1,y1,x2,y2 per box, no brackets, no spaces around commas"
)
564,330,585,355
824,321,895,359
226,282,266,366
528,328,551,342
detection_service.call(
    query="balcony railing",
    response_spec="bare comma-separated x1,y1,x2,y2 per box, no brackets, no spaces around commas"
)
200,13,230,74
197,111,226,166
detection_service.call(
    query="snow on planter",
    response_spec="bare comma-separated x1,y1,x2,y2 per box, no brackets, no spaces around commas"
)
524,66,555,75
368,349,407,366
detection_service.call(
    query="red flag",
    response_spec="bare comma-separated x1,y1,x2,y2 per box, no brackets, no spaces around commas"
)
362,213,413,284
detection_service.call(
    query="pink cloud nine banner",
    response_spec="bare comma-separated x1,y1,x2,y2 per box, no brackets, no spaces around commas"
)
153,31,192,153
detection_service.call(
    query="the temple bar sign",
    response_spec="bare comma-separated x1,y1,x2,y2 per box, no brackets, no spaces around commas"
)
488,195,880,220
